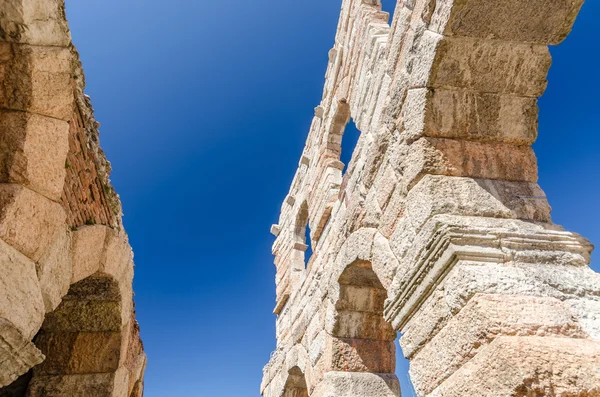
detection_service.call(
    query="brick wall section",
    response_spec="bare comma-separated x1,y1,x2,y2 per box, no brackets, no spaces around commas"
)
61,92,121,229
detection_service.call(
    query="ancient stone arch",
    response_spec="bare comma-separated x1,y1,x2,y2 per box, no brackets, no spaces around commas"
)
0,0,145,395
262,0,600,396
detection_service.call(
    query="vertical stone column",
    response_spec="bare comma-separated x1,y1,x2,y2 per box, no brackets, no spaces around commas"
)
378,0,600,395
262,0,599,396
0,0,74,385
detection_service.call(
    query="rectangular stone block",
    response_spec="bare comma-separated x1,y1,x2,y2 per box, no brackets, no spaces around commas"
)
0,109,70,200
41,299,122,333
404,175,552,226
336,285,387,313
0,318,44,387
327,336,395,373
0,43,74,120
430,0,585,44
403,137,538,190
408,294,588,395
0,238,44,339
332,311,396,341
403,88,538,145
411,33,551,96
312,372,399,397
34,331,122,375
71,225,108,284
0,0,71,46
0,184,66,262
429,336,600,397
26,372,124,397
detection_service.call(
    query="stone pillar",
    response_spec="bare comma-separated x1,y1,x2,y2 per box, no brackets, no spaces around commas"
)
262,0,598,396
378,0,600,395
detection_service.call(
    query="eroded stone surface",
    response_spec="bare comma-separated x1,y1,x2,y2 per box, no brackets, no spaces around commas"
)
0,0,143,392
261,1,596,396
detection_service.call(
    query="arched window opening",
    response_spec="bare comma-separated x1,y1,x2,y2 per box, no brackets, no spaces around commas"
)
340,118,361,175
333,261,397,378
22,274,126,396
294,201,312,268
283,367,308,397
380,0,397,22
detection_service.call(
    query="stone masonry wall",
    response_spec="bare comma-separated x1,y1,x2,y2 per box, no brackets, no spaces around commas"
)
262,0,600,396
0,1,145,396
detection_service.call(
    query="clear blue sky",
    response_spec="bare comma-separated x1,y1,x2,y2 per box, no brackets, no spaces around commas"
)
64,1,599,396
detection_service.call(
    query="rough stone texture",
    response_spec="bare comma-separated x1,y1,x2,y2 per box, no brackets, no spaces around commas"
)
0,319,44,388
262,1,598,396
0,0,144,392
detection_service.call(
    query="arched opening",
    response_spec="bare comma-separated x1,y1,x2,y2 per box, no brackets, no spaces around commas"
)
294,201,312,268
332,260,398,378
340,119,361,176
24,274,125,396
0,273,143,397
379,0,397,22
283,367,308,397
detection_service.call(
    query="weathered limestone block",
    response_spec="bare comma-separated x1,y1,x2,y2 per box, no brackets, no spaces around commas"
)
429,0,585,44
262,0,595,395
312,372,399,397
404,175,552,227
385,215,594,330
0,110,70,200
26,371,128,397
37,226,72,313
0,183,65,261
0,238,44,339
0,0,71,46
403,137,538,189
41,275,122,334
566,298,600,341
0,43,74,120
100,229,133,282
424,36,551,96
33,331,122,375
402,88,538,145
71,225,108,284
429,336,600,396
0,318,44,388
408,294,588,395
326,336,395,373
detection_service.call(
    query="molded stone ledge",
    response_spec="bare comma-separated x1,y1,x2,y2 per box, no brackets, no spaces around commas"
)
429,0,585,44
429,336,600,397
0,110,70,201
384,215,594,330
0,318,45,388
408,294,588,395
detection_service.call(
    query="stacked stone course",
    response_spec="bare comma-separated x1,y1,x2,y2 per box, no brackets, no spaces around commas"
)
0,0,145,396
263,0,600,396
